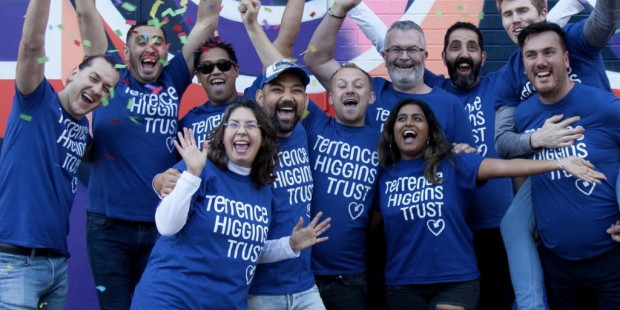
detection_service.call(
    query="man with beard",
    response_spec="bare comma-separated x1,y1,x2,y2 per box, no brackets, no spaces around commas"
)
303,0,474,147
75,0,220,308
422,22,515,310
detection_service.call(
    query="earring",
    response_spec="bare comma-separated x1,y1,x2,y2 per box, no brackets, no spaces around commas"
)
426,139,429,145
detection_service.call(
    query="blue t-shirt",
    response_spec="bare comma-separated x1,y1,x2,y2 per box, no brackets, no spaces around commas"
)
514,83,620,260
179,97,242,146
249,124,315,295
0,79,91,255
131,160,272,309
366,77,474,145
493,20,611,110
378,153,483,285
302,101,381,275
425,71,514,229
87,54,191,221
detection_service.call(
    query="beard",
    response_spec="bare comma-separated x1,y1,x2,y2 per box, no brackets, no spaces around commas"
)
268,101,301,135
447,58,481,90
387,60,424,90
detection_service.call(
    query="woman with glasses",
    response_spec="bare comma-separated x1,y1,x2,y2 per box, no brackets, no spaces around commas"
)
376,98,604,310
131,100,331,309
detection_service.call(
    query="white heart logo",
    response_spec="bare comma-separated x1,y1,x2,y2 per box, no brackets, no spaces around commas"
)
245,265,255,285
575,179,595,196
427,219,445,236
348,202,364,220
166,137,175,153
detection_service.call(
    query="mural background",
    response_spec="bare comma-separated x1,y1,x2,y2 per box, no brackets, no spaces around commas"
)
0,0,618,308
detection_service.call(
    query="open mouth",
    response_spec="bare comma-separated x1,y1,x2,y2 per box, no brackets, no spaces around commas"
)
82,92,95,104
457,61,472,74
403,129,417,142
277,103,296,119
233,140,250,152
343,98,358,107
536,70,551,78
141,55,158,71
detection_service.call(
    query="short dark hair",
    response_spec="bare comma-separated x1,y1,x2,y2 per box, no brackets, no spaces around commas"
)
518,22,568,52
206,99,279,187
443,22,484,53
194,38,238,70
377,99,453,185
79,55,120,73
125,21,168,43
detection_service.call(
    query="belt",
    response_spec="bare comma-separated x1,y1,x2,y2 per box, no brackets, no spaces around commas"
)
0,243,65,258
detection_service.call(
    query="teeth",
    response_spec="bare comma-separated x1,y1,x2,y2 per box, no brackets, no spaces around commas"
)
536,71,551,77
403,129,417,138
279,107,294,111
458,63,470,68
83,93,94,103
211,79,225,85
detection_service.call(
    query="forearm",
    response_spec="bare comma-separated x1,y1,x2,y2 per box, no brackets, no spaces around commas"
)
479,158,561,180
272,0,304,59
347,1,387,52
258,236,300,264
494,105,536,159
75,0,107,56
584,0,620,48
16,0,49,94
244,18,284,67
182,0,221,67
155,171,200,236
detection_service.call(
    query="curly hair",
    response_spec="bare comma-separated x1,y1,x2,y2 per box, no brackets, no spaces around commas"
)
377,99,453,185
206,99,279,187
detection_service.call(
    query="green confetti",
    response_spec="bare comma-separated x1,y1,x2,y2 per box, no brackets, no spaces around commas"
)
161,8,177,17
115,29,123,37
101,97,109,107
83,39,92,47
114,63,127,69
158,59,169,66
56,24,64,30
107,49,118,53
435,11,442,17
19,114,32,121
109,87,115,98
478,11,485,20
174,7,187,15
121,2,137,12
615,27,620,34
147,18,162,27
179,36,187,44
126,98,134,109
457,4,463,10
36,56,49,64
128,115,141,124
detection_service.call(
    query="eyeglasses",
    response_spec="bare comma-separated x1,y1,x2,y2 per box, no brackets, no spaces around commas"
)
224,122,260,131
196,59,236,75
384,46,426,57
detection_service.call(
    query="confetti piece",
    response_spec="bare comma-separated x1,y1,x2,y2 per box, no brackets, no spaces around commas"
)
159,59,169,66
39,302,48,309
145,84,157,91
114,64,127,69
175,7,187,15
6,263,13,271
83,39,92,47
110,119,121,124
128,115,141,124
121,78,131,85
101,97,109,107
109,87,115,99
172,24,183,32
104,154,116,160
96,286,106,292
435,11,442,17
115,29,123,37
48,25,53,30
308,45,317,53
179,36,187,44
121,2,137,12
150,0,164,18
310,11,316,17
74,40,81,47
20,114,32,121
180,0,188,7
615,28,620,34
37,56,49,64
56,24,64,30
126,19,137,25
161,8,176,17
264,7,272,13
108,49,118,53
301,109,309,119
460,13,470,18
478,11,485,20
127,98,134,109
457,4,463,10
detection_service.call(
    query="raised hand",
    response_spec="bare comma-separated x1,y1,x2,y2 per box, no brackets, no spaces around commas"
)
238,0,261,26
333,0,362,14
289,211,332,251
174,128,208,177
561,156,606,184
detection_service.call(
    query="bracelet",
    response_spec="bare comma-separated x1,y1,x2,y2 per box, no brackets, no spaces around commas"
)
557,158,563,170
327,8,345,19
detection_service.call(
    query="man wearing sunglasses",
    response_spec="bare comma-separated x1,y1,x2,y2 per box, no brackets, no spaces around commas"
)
75,0,221,308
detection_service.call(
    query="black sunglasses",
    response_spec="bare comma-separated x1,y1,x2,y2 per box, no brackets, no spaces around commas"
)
196,60,236,75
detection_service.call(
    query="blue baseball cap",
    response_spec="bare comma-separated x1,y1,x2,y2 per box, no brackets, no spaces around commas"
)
260,60,310,89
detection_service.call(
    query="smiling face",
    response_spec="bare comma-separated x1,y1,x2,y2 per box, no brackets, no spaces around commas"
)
521,30,571,103
499,0,546,44
197,47,239,105
443,28,486,90
124,26,168,84
329,67,375,126
62,57,120,119
393,103,428,160
255,72,307,137
382,29,427,92
223,107,262,168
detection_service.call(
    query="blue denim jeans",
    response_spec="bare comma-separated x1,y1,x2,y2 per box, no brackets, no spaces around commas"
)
315,272,367,310
500,178,546,310
385,280,479,310
247,284,326,310
86,212,158,310
0,252,68,310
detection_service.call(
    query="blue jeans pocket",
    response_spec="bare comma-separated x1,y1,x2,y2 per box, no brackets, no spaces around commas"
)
87,213,111,232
